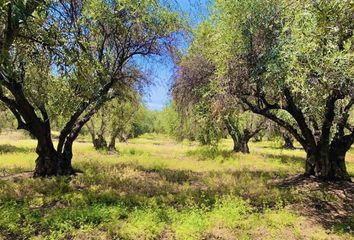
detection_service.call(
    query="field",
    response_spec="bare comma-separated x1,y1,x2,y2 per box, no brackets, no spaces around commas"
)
0,132,353,240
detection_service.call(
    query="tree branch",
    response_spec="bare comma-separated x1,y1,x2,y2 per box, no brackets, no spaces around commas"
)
0,92,29,130
335,96,354,139
283,88,316,149
318,91,344,147
242,97,307,149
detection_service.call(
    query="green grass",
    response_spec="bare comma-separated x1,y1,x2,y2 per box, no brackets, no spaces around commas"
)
0,133,353,239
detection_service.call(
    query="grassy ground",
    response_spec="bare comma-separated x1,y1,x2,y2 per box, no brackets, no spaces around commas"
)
0,132,353,240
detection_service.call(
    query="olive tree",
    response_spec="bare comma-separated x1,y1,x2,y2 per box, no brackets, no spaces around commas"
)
207,0,354,180
172,50,223,146
86,93,141,152
0,0,181,176
224,111,265,153
172,34,265,152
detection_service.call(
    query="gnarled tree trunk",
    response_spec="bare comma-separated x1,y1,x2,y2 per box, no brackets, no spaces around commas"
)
305,138,350,181
34,134,74,177
226,117,264,154
305,151,350,181
234,136,250,153
107,127,122,152
34,140,60,177
228,127,251,154
108,130,120,153
93,134,108,150
282,132,295,149
244,87,353,181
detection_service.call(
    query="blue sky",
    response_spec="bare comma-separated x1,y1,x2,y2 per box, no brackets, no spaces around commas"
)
143,57,175,110
143,0,210,111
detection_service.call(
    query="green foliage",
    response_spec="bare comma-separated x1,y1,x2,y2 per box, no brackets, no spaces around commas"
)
38,0,182,127
174,0,354,179
0,107,15,131
152,103,180,136
0,0,184,175
128,103,184,140
85,93,143,149
205,0,354,131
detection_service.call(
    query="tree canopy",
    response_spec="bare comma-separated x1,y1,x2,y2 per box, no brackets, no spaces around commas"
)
173,0,354,180
0,0,182,176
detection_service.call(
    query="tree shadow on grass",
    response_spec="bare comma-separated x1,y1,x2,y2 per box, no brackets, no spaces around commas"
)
186,148,237,160
1,161,353,236
0,144,34,154
187,146,306,164
0,171,33,180
260,152,306,165
131,165,354,235
88,163,296,209
271,174,354,235
260,145,304,150
140,167,196,184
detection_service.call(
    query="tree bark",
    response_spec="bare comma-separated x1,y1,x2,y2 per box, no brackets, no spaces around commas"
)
34,139,59,177
33,136,74,177
230,133,239,152
305,145,351,181
234,139,250,153
282,133,295,149
226,119,252,154
107,127,122,152
93,134,108,150
242,93,352,181
228,127,251,154
234,129,250,154
108,136,116,152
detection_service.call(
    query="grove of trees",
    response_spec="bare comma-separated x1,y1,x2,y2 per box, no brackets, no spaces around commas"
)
86,93,141,152
0,0,181,176
0,0,353,182
173,0,354,181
